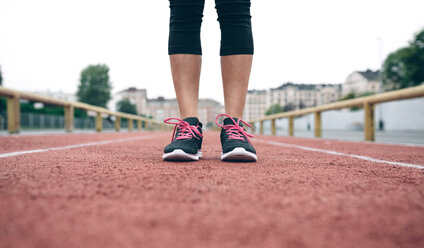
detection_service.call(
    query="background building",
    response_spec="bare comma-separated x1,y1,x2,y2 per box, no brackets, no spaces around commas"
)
244,83,341,121
144,97,179,122
316,84,342,105
198,99,225,127
30,90,77,102
342,69,381,96
244,89,267,121
116,87,223,126
244,69,383,121
116,87,147,114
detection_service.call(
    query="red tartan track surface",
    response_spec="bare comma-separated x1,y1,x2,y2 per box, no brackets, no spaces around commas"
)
0,131,423,248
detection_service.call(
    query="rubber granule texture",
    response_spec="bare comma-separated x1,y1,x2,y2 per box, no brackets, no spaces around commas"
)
0,131,423,248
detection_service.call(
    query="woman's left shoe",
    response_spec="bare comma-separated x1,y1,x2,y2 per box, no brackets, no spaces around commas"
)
163,117,203,161
215,114,257,162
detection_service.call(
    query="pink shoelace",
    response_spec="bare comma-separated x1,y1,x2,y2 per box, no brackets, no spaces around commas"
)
215,114,254,144
163,118,203,142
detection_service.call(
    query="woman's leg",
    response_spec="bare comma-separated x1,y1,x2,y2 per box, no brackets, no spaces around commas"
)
168,0,205,119
170,54,201,119
221,55,253,119
215,0,254,119
164,0,205,161
215,0,256,162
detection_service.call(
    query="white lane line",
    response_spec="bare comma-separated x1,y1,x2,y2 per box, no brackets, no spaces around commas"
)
0,134,160,158
256,139,424,170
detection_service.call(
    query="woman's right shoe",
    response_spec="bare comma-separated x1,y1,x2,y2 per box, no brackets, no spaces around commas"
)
163,117,203,161
215,114,257,162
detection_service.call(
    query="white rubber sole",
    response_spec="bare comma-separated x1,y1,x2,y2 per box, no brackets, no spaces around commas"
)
221,147,257,162
163,149,202,161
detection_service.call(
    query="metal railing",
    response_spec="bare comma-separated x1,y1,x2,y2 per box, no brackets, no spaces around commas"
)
248,85,424,141
0,86,167,134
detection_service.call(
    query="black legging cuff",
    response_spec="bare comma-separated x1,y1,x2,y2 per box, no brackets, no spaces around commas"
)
220,47,254,56
168,0,254,56
169,47,203,55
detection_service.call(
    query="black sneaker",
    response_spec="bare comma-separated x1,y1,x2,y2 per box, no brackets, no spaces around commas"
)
163,117,203,161
216,114,257,162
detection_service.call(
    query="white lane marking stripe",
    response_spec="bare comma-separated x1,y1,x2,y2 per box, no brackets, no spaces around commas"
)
256,139,424,170
0,134,160,158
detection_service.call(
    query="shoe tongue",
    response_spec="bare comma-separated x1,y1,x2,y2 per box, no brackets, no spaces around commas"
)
223,117,243,127
183,117,199,126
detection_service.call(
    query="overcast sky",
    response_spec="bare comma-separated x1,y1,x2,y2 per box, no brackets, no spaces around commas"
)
0,0,423,104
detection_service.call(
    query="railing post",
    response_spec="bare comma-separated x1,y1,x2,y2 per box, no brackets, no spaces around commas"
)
364,102,375,141
95,112,102,132
7,95,20,133
137,120,141,131
115,116,121,132
64,105,74,132
128,119,133,132
259,120,264,134
288,116,294,136
249,122,255,134
314,111,322,138
271,118,276,135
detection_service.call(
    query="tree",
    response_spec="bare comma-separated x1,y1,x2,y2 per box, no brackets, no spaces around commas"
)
116,98,137,115
383,29,424,90
265,103,283,115
283,103,295,112
0,66,4,112
338,92,355,101
299,100,305,109
338,92,375,111
77,64,112,107
0,65,3,85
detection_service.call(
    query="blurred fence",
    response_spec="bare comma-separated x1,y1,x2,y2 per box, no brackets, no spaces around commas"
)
249,85,424,141
0,86,168,134
0,111,5,130
0,112,125,130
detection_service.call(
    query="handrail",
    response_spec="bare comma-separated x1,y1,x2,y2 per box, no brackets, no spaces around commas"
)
248,84,424,141
0,85,167,133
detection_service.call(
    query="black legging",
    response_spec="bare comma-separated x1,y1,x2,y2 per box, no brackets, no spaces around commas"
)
168,0,254,56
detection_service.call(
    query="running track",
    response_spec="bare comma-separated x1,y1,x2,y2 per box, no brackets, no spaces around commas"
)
0,131,423,248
